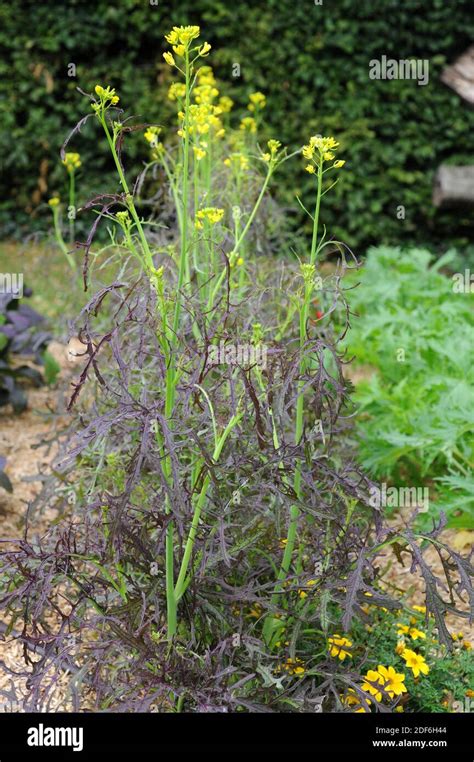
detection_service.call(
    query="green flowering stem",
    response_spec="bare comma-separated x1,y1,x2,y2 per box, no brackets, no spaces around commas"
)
174,410,243,602
51,205,76,271
264,161,324,646
99,116,154,274
172,47,191,337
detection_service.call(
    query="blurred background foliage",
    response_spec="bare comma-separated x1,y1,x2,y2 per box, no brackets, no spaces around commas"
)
1,0,474,252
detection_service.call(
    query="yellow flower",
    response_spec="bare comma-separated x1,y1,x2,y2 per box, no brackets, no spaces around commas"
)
168,83,186,101
361,670,384,702
395,639,406,655
395,706,404,713
218,96,234,113
193,146,206,161
240,116,257,134
408,627,426,641
62,152,81,172
342,689,371,713
267,139,281,159
48,197,60,207
94,85,119,107
165,26,200,49
144,126,162,145
195,207,224,229
197,66,216,86
163,52,175,67
199,42,211,56
247,91,266,111
396,624,410,636
328,634,352,661
463,640,472,650
173,44,185,57
333,159,346,168
401,649,429,677
377,665,407,698
323,151,334,161
262,153,271,162
305,164,316,174
236,257,244,267
412,605,426,614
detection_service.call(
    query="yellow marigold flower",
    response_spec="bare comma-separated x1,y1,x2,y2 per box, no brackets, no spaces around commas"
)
328,634,352,661
361,670,384,702
377,665,407,699
396,624,410,636
168,83,186,101
218,96,233,113
193,146,206,161
195,206,224,229
163,52,175,67
240,116,257,133
62,152,81,171
48,197,60,207
342,689,371,713
408,627,426,641
401,649,429,678
305,164,316,174
247,91,266,111
333,159,345,168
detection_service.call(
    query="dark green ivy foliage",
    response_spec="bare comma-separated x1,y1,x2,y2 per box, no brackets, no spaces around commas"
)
2,0,474,250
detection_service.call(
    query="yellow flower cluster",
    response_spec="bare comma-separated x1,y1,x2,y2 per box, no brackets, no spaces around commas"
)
362,665,407,702
163,26,210,65
262,139,282,163
48,197,60,208
328,634,352,661
92,85,119,113
247,91,266,112
195,207,224,229
62,152,81,172
167,82,186,101
396,623,426,640
179,103,225,141
303,135,345,173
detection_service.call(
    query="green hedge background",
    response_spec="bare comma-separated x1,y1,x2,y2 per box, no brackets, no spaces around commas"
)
1,0,474,252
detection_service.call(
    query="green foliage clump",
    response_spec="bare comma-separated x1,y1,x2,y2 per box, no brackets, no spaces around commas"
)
344,246,474,529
